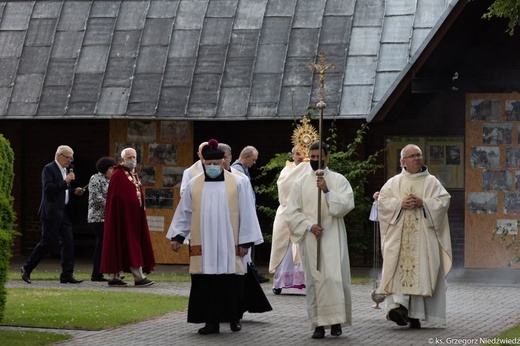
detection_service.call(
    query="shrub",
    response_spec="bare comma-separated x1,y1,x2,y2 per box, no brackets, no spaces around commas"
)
0,133,15,322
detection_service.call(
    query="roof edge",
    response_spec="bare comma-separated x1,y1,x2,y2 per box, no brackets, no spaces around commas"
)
367,0,467,123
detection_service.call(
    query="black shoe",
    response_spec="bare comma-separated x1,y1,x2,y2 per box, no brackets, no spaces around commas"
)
249,262,269,283
198,323,219,335
257,275,269,283
230,321,242,332
60,275,83,284
388,306,408,326
135,278,155,287
272,288,282,295
408,318,421,329
312,326,325,339
108,279,128,286
331,324,342,336
21,267,31,284
91,277,108,282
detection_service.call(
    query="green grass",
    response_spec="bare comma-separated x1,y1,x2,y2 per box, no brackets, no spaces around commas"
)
3,288,188,330
484,322,520,346
0,329,73,346
1,287,188,345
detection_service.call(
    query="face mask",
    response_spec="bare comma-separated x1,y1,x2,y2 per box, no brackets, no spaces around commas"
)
124,160,137,169
310,160,325,171
205,164,222,178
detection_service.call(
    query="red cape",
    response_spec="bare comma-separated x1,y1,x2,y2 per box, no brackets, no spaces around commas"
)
100,164,155,274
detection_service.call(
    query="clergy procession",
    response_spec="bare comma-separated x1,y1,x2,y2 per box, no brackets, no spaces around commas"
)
162,133,452,338
18,137,452,340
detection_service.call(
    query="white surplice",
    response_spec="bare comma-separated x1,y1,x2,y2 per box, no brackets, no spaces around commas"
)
286,167,355,329
167,171,263,274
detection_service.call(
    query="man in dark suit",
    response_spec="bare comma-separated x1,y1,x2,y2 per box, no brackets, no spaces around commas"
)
21,145,85,284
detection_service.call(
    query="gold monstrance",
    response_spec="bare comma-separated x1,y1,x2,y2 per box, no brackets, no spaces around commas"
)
308,50,335,271
291,117,318,162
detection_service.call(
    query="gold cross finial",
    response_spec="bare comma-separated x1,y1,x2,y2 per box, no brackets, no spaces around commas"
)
300,117,311,125
308,50,335,100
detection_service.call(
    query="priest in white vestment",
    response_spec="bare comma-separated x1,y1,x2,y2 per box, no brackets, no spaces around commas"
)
167,139,264,335
377,144,452,329
179,141,207,197
286,142,354,339
269,146,312,294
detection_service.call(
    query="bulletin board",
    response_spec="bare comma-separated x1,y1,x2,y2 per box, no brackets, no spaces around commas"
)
465,93,520,268
385,136,464,189
110,120,193,264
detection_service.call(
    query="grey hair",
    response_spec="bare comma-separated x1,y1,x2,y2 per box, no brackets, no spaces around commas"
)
400,144,422,160
121,147,136,158
55,145,73,159
239,145,257,159
218,143,232,156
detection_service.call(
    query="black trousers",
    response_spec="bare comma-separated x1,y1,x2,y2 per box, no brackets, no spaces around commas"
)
188,274,244,324
88,222,104,279
23,209,75,277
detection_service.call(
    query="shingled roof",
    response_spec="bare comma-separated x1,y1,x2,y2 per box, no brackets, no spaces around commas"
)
0,0,458,120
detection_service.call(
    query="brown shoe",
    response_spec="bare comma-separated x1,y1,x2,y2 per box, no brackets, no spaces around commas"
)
388,306,408,326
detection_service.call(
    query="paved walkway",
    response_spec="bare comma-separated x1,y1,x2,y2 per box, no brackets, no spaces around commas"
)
3,259,520,346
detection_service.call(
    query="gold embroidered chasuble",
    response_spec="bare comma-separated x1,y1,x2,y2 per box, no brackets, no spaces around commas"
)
377,167,452,297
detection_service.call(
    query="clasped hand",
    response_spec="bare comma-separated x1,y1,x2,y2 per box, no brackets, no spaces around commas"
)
402,194,423,210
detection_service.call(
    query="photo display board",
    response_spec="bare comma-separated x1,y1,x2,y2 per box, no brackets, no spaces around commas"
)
466,94,520,268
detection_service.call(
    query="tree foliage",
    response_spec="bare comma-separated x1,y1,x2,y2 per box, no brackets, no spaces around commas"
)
480,0,520,35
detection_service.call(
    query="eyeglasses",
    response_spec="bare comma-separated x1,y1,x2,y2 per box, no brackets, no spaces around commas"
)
60,154,74,162
403,153,422,160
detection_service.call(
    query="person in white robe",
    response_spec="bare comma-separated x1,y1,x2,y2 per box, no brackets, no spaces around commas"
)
167,139,264,335
269,146,312,294
286,142,354,339
377,144,452,329
179,141,207,197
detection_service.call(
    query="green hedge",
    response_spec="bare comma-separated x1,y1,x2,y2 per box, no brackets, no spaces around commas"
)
0,133,15,322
